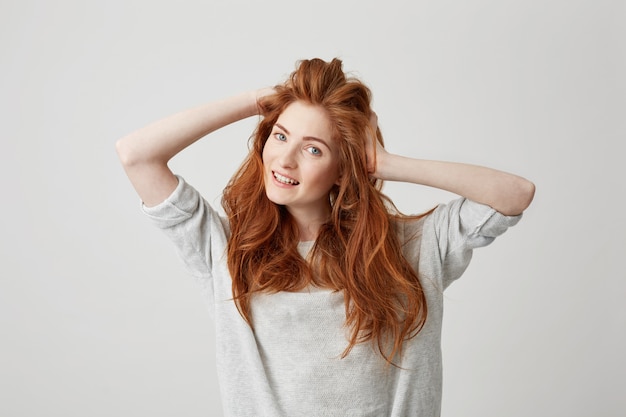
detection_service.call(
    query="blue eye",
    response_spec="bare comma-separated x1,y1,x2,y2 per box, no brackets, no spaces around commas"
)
308,147,321,155
275,133,286,141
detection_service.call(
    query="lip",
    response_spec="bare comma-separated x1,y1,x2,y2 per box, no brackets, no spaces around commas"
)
271,170,299,187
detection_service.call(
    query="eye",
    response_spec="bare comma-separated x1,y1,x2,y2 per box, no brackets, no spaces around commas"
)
307,146,321,156
274,132,287,141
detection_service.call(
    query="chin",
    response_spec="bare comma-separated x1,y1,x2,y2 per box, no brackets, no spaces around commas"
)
264,190,286,207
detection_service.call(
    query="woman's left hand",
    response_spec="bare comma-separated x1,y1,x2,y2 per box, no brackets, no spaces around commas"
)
365,111,388,180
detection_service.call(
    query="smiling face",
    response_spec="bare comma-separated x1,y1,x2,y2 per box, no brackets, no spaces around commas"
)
262,101,341,224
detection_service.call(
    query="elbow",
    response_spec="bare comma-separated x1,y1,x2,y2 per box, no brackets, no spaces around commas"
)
115,137,129,165
115,136,140,168
506,178,536,216
521,179,536,210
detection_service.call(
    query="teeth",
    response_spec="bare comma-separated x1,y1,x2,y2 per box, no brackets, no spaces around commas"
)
273,172,299,185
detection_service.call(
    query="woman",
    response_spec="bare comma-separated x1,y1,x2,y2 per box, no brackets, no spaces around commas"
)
116,58,535,416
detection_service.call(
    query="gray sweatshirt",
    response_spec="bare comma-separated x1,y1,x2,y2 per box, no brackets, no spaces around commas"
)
142,175,521,417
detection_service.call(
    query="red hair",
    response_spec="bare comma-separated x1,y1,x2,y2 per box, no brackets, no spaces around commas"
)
222,58,429,364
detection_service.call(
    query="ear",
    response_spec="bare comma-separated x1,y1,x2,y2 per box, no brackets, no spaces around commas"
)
334,170,342,186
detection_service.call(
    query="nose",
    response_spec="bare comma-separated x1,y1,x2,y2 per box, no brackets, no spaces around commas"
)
278,144,298,168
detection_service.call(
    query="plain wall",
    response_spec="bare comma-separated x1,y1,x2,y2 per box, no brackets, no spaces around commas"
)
1,0,624,415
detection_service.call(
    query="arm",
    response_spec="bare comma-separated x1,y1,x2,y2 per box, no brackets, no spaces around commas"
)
115,89,272,207
367,114,535,216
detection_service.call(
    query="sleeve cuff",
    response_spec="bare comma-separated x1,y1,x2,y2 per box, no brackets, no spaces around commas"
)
461,199,523,238
141,175,201,228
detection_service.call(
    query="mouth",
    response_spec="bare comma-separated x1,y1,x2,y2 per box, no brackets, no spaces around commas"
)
272,171,300,185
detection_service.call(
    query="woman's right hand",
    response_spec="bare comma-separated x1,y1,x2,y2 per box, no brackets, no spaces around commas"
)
255,87,276,114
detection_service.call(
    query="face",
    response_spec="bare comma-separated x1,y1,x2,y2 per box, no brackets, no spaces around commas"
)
262,101,341,221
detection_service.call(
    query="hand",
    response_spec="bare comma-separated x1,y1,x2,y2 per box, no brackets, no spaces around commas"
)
255,87,276,114
365,111,387,179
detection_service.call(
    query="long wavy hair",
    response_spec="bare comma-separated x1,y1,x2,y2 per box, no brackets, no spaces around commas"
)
222,58,428,364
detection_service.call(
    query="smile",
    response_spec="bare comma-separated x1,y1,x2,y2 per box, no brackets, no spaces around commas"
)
273,171,300,185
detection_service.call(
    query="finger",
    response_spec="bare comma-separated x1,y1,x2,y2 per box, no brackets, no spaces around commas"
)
369,111,378,129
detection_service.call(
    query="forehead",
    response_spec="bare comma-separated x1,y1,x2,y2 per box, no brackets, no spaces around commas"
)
276,101,333,143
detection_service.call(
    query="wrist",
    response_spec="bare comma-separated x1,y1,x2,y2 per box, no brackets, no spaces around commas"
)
373,149,393,181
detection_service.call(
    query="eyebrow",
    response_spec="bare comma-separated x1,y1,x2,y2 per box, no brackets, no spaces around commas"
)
274,123,331,149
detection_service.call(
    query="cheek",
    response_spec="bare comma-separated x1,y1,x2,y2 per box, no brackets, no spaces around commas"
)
318,163,341,189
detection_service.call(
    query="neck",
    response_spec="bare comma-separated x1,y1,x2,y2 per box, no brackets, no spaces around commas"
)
286,205,331,242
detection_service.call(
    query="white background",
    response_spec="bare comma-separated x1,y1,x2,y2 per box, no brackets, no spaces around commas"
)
1,0,624,416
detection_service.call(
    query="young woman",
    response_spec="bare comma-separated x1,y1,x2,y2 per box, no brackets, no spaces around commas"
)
116,58,535,416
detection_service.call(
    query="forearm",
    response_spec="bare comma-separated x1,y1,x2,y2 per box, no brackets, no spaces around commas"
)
116,90,266,206
116,90,259,167
378,153,535,215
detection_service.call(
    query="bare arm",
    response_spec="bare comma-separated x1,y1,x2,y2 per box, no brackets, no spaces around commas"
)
116,89,271,206
367,114,535,216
